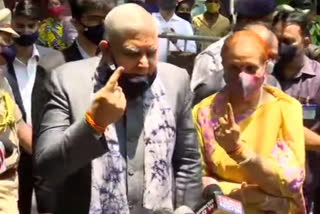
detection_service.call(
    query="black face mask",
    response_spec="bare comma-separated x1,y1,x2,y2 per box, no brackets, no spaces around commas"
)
279,43,298,63
83,24,105,45
176,12,191,22
14,32,39,46
159,0,177,10
95,63,157,99
1,45,17,65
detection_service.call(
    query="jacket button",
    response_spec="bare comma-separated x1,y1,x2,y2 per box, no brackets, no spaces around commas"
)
128,168,134,176
128,201,134,209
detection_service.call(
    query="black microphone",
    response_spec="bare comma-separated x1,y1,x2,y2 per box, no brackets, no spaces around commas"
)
195,184,245,214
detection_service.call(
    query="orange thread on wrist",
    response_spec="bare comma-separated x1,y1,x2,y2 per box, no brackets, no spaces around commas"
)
85,111,106,133
227,143,243,156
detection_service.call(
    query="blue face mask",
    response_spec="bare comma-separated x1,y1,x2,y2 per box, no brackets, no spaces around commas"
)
1,45,17,65
14,32,39,46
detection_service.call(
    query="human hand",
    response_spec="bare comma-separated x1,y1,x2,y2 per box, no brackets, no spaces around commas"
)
258,195,290,214
214,103,241,153
88,67,127,129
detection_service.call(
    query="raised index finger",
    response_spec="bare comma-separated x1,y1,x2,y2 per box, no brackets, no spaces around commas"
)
106,66,124,90
226,103,236,126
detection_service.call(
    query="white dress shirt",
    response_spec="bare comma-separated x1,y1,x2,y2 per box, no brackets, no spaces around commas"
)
190,36,227,91
13,45,39,125
153,12,197,62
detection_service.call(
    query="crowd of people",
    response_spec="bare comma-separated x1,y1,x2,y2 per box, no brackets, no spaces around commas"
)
0,0,320,214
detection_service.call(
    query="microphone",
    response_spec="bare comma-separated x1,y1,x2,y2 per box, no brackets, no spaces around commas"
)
174,206,195,214
195,184,245,214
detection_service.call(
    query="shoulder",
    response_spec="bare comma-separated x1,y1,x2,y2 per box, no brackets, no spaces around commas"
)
309,58,320,74
193,14,203,20
175,15,193,27
218,14,230,24
52,56,99,86
197,36,226,58
37,45,65,71
265,86,301,109
152,12,161,21
0,75,14,97
192,93,216,121
157,62,189,83
157,62,190,101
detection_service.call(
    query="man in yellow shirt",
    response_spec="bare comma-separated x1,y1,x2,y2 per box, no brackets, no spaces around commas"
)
192,0,230,50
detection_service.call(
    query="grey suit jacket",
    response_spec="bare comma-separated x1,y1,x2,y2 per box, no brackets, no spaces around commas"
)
35,57,202,214
4,45,65,212
5,45,65,128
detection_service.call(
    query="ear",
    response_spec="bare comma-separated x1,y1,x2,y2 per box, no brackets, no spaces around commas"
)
99,40,115,66
73,19,85,32
304,36,311,48
98,40,110,54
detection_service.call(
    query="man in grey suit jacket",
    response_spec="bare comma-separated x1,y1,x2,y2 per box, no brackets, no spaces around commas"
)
35,3,202,214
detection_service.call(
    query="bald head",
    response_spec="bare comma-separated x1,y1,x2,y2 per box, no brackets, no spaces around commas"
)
244,24,279,59
104,4,157,43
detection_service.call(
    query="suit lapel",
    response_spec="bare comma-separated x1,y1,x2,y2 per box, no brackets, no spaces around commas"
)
31,66,47,133
63,42,83,62
5,63,26,120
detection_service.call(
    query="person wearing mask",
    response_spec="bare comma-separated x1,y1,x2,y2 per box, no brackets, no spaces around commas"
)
34,4,202,214
38,0,77,50
192,0,230,50
193,30,306,214
272,11,320,213
144,0,159,13
127,0,146,7
62,0,116,62
176,0,194,23
192,22,281,105
153,0,196,62
0,4,33,214
6,1,66,213
191,0,278,101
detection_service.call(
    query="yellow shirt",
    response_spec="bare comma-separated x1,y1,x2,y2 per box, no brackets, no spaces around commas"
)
0,83,22,214
192,86,306,214
192,14,230,50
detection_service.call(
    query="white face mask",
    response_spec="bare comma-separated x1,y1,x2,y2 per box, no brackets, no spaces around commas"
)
266,59,277,74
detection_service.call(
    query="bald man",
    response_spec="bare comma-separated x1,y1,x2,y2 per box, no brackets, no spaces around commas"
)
34,4,202,214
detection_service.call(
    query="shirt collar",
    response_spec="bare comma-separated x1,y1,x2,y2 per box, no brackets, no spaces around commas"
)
33,44,40,61
299,56,316,76
14,44,40,64
155,12,181,22
274,55,316,80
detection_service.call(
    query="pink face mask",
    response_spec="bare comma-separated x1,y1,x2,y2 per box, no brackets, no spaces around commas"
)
239,72,265,100
48,6,66,18
226,72,265,101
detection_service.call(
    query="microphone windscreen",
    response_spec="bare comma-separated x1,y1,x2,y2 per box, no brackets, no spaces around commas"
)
202,184,223,199
174,205,195,214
